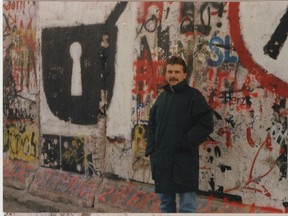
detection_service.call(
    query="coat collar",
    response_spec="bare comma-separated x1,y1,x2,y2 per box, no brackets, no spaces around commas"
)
163,80,188,93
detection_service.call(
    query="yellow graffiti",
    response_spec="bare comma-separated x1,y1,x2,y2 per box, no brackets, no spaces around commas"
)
6,124,39,161
132,125,147,156
3,128,9,151
131,125,150,170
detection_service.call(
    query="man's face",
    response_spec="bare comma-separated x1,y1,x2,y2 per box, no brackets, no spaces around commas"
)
165,64,187,86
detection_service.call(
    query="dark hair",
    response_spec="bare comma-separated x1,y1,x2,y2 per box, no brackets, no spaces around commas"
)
165,56,187,73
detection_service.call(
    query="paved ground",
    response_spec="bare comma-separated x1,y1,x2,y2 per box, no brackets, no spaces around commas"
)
3,197,34,213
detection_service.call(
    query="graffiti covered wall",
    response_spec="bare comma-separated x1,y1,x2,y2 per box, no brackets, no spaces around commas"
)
3,1,288,212
3,1,39,162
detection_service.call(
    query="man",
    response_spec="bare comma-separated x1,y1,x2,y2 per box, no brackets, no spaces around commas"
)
145,56,214,213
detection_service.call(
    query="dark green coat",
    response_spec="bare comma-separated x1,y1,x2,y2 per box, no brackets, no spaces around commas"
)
145,80,214,193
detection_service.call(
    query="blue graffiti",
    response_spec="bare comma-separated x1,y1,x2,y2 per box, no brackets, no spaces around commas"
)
208,35,238,67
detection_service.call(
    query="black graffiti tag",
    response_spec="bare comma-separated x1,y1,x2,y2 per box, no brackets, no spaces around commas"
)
264,8,288,60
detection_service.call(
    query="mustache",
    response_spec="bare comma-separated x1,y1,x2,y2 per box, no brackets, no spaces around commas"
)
169,78,178,82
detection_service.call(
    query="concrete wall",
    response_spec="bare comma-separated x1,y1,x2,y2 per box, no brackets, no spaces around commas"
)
3,1,288,212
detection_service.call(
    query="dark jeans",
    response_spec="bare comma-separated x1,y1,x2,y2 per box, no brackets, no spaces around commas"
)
158,192,197,213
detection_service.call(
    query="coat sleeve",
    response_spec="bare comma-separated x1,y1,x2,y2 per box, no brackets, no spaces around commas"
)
145,102,157,157
181,90,214,151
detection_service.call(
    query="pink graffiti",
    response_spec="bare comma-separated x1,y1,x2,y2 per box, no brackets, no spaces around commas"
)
33,169,96,200
97,181,160,212
3,159,35,182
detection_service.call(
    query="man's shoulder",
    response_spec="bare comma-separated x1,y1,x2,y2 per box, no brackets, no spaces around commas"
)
185,86,207,100
186,85,201,94
155,91,166,101
152,90,165,105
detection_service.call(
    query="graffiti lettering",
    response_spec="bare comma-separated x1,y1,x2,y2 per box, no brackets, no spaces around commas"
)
133,36,166,103
3,1,26,11
97,181,160,212
208,36,238,67
206,68,258,111
4,124,38,161
3,159,35,183
33,169,96,199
